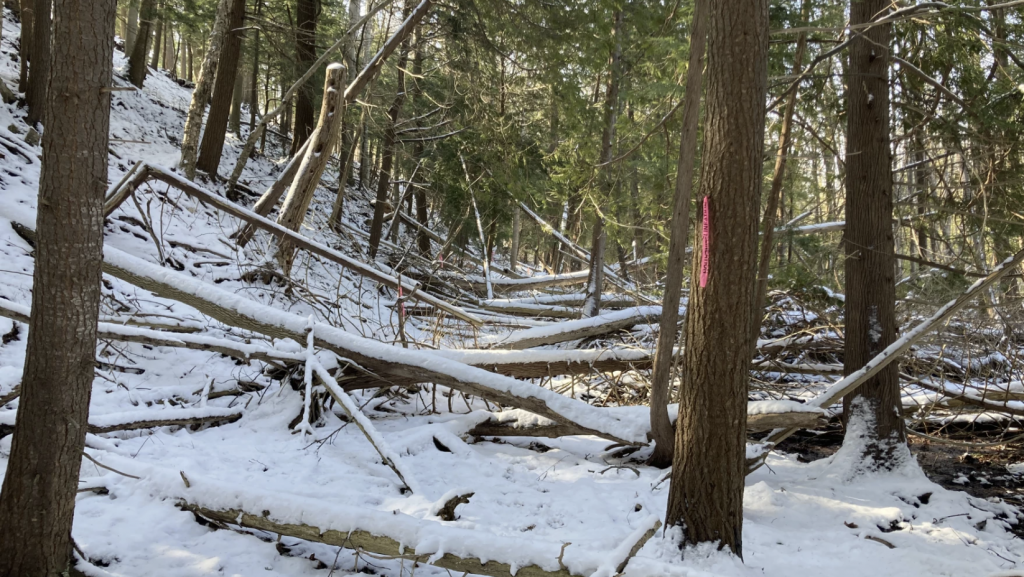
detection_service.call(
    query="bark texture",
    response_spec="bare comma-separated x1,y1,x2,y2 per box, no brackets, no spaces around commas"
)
647,0,708,468
25,0,50,124
195,0,245,177
841,0,907,467
665,0,768,557
178,0,233,179
126,0,156,87
289,0,317,156
0,0,114,573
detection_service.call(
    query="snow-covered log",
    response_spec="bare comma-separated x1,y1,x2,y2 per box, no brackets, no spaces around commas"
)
480,307,661,350
756,244,1024,463
0,407,243,436
94,243,644,444
102,164,484,326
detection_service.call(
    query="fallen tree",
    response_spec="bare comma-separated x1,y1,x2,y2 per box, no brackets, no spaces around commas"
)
0,406,243,437
102,163,484,326
480,307,662,350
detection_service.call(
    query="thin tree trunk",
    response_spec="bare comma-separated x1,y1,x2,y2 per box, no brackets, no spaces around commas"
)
665,0,768,556
178,0,233,179
647,0,707,468
367,1,413,258
26,0,50,125
149,11,161,68
125,0,140,52
248,0,261,131
196,0,245,178
582,216,606,318
510,205,520,272
228,51,245,134
17,0,32,93
289,0,317,156
0,0,114,573
750,3,808,347
127,0,156,87
841,0,907,468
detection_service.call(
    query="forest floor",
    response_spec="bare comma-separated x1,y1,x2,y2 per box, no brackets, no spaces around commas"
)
0,10,1023,577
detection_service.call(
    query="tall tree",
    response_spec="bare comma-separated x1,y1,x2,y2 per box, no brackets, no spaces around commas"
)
0,0,114,574
665,0,768,556
289,0,318,155
178,0,233,178
17,0,32,92
840,0,908,467
125,0,140,53
25,0,50,125
648,0,708,468
195,0,246,176
127,0,156,87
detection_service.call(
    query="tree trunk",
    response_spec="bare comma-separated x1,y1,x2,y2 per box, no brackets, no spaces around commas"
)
125,0,139,53
289,0,317,156
164,23,175,72
17,0,32,93
0,0,114,574
228,52,245,134
647,0,707,469
178,0,233,179
367,2,413,259
665,0,767,557
840,0,907,469
510,205,520,272
582,216,606,318
26,0,50,125
274,64,347,274
248,0,260,131
148,11,161,68
127,0,156,87
750,1,808,347
196,0,245,177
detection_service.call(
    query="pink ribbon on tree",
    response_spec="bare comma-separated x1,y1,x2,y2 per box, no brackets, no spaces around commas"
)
699,196,710,288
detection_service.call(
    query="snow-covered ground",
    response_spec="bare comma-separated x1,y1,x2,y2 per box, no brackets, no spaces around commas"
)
0,9,1022,576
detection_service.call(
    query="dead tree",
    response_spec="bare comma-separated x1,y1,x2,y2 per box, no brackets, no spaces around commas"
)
665,0,768,557
0,0,114,573
274,64,347,274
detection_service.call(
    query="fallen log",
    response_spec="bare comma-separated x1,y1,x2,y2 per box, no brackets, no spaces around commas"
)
755,244,1024,469
466,402,826,438
101,163,483,326
0,407,243,437
480,307,662,350
94,241,642,444
443,269,592,294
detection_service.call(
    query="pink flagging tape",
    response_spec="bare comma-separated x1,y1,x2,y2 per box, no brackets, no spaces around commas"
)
700,196,710,288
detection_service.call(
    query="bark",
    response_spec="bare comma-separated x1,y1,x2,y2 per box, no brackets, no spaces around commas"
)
195,0,245,177
665,0,767,557
224,0,425,193
17,0,31,92
750,3,808,347
148,11,161,68
164,23,176,72
127,0,155,87
247,0,260,131
178,0,233,179
367,1,413,259
510,205,521,271
289,0,317,156
274,64,347,274
25,0,50,125
840,0,907,468
125,0,139,52
0,0,114,573
648,0,707,468
228,56,244,134
582,216,606,318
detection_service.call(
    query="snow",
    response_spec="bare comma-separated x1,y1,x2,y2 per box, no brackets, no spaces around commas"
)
0,10,1019,577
